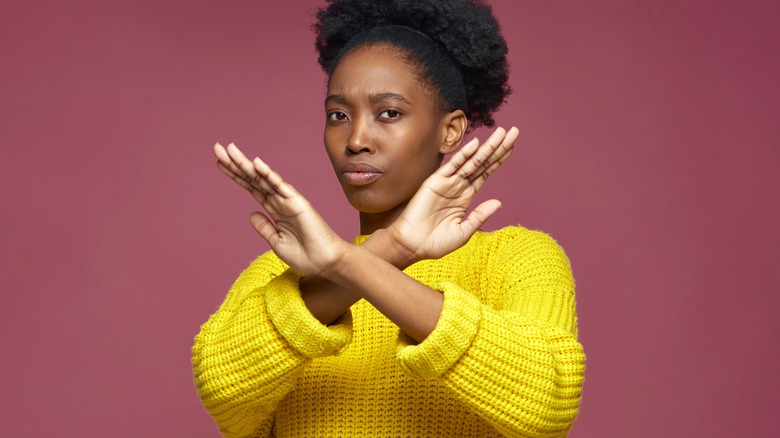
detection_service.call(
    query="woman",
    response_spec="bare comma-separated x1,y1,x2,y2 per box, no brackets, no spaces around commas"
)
192,1,585,436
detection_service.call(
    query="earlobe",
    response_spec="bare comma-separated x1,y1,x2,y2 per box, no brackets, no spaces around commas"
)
440,110,468,154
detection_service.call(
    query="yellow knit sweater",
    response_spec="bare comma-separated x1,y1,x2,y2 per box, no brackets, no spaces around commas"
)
192,226,585,437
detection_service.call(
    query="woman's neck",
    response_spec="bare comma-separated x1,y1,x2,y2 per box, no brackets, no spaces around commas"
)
358,201,409,235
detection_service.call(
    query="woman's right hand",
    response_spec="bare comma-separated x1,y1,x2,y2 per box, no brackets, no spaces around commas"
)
382,126,519,264
214,142,349,276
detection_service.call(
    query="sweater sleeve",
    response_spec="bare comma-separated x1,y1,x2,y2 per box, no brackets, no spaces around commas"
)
192,252,353,438
395,230,585,438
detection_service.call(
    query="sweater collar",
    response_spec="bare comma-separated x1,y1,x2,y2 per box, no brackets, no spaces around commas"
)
352,235,370,245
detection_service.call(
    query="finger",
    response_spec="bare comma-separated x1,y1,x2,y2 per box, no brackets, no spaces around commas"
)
226,142,261,182
214,142,230,164
223,143,284,197
468,127,519,189
455,127,507,179
438,137,480,176
458,128,506,178
469,145,514,192
214,142,231,166
253,157,299,199
472,129,516,180
216,160,251,190
215,142,252,181
460,199,502,235
217,142,274,198
249,211,279,246
217,161,268,205
240,157,280,195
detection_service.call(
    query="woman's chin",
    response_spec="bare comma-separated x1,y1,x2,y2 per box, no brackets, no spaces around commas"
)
351,202,392,215
345,194,403,216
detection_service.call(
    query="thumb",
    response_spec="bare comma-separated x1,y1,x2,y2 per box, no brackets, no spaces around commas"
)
461,199,502,235
249,211,278,245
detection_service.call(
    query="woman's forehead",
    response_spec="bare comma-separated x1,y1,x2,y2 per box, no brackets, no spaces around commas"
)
327,46,429,103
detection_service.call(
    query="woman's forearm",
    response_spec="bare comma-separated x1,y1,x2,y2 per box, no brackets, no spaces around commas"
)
321,244,444,344
299,274,359,325
300,229,421,326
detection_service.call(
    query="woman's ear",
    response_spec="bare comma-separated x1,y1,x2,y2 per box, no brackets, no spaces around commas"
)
439,109,468,154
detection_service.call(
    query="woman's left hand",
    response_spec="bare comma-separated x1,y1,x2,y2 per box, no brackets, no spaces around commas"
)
214,142,348,276
385,126,519,263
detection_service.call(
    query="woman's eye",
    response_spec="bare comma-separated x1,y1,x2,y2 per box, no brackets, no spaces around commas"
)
328,112,348,121
379,109,400,119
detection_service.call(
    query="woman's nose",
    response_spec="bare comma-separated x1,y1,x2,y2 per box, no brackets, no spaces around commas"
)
346,118,374,155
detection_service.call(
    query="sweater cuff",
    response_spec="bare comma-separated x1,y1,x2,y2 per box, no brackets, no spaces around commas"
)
396,281,482,379
265,268,352,358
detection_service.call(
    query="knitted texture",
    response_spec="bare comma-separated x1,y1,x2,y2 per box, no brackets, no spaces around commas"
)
192,226,585,437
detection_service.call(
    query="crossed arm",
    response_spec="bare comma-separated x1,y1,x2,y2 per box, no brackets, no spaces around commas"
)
213,127,518,343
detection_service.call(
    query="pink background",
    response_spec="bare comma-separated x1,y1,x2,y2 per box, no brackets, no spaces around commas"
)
1,1,778,436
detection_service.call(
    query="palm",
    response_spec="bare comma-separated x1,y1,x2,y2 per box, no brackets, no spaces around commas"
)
214,142,345,275
390,127,519,260
394,173,474,257
253,190,329,272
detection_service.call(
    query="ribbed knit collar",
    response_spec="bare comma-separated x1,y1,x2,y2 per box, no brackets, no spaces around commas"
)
352,235,370,245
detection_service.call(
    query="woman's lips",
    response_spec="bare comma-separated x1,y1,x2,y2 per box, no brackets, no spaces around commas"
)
340,163,383,185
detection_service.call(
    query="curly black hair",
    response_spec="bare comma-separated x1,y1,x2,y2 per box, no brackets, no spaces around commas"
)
313,0,511,129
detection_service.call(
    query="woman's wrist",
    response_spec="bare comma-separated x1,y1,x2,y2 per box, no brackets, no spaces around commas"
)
298,229,420,326
362,228,419,270
299,273,359,325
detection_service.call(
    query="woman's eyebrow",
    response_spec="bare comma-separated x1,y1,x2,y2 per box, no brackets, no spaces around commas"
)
324,93,409,107
369,92,408,103
324,95,347,106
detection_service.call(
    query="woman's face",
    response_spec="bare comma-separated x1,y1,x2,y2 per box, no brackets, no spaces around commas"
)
324,45,456,216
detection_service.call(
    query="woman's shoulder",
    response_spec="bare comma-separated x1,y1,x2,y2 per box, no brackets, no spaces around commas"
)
473,225,566,253
234,250,289,287
467,225,572,273
470,226,574,297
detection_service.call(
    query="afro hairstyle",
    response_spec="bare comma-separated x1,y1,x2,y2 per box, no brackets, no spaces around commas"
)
313,0,511,129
